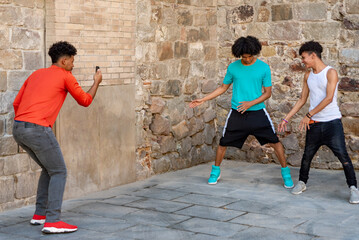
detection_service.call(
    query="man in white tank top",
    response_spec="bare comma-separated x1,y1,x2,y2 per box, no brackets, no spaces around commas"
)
278,41,359,204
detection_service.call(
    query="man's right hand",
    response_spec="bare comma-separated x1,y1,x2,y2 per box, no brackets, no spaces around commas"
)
189,99,204,108
87,70,103,99
94,69,102,85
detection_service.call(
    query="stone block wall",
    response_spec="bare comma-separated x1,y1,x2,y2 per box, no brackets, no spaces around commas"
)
135,0,359,178
135,0,219,179
0,0,45,211
216,0,359,169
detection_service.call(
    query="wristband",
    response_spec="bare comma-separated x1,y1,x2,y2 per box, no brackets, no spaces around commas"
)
282,119,288,123
306,113,312,119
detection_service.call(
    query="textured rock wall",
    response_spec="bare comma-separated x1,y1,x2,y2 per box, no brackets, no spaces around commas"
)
135,0,219,179
135,0,359,179
0,0,45,211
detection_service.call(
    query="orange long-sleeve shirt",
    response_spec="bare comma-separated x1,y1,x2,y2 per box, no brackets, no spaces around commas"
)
13,65,93,127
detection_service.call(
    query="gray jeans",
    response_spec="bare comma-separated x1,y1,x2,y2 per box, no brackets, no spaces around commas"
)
13,121,66,222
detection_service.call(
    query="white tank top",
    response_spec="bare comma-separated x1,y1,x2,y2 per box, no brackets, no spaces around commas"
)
307,66,342,122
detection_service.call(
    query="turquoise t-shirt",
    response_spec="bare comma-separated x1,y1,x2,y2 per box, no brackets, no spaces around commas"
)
223,59,272,111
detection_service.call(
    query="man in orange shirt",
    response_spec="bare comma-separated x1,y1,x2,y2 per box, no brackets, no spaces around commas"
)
12,41,102,234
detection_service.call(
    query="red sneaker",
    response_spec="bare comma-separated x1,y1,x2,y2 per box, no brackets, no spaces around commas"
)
42,221,78,234
30,214,46,225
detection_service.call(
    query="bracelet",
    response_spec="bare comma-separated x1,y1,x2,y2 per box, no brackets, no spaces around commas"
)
282,119,288,123
306,112,312,119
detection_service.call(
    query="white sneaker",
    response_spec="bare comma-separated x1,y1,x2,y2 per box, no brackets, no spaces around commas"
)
291,181,306,195
349,186,359,204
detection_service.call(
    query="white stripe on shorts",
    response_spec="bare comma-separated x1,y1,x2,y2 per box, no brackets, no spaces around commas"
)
263,108,276,134
222,109,233,137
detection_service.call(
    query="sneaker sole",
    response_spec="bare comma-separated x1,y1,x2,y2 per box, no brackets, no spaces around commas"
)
208,175,220,185
30,219,45,225
349,200,359,204
292,186,306,195
42,227,77,234
284,184,294,189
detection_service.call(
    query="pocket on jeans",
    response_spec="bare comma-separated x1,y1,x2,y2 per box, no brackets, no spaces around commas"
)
20,129,45,152
44,128,60,148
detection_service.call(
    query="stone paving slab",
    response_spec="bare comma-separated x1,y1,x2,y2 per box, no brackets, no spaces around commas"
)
120,209,190,227
111,224,194,240
294,221,359,239
229,227,313,240
224,199,280,215
68,202,139,218
190,233,222,240
41,229,121,240
101,195,144,206
0,232,32,240
124,198,191,213
62,212,135,233
130,188,189,201
175,205,246,221
171,217,249,237
0,160,358,240
172,193,238,207
0,221,47,239
229,212,306,231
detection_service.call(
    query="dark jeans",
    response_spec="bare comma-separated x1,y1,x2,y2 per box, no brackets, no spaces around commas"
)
13,121,66,222
299,119,357,187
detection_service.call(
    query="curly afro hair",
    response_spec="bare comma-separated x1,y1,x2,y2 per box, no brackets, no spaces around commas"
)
48,41,77,63
232,36,262,58
299,41,323,59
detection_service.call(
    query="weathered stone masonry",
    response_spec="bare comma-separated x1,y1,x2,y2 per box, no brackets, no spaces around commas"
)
0,0,45,211
135,0,359,178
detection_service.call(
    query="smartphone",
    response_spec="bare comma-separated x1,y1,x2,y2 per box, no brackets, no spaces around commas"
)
95,66,100,73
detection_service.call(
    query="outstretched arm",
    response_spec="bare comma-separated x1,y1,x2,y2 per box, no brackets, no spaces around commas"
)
189,83,231,108
278,71,310,132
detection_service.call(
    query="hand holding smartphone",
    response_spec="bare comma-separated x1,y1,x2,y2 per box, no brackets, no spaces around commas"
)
94,66,102,84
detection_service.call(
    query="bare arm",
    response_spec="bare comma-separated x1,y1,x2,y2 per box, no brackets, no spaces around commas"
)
297,68,338,131
278,71,310,132
189,83,231,108
237,86,272,113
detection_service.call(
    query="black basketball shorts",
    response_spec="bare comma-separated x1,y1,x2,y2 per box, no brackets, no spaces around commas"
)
219,109,279,149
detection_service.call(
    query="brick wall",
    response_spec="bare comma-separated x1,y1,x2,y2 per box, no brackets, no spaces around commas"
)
45,0,136,86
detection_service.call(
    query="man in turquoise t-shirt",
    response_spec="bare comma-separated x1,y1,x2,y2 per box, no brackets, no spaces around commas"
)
224,57,271,110
189,36,293,188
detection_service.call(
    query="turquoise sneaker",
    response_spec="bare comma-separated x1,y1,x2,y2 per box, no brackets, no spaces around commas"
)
208,165,220,185
281,167,294,188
